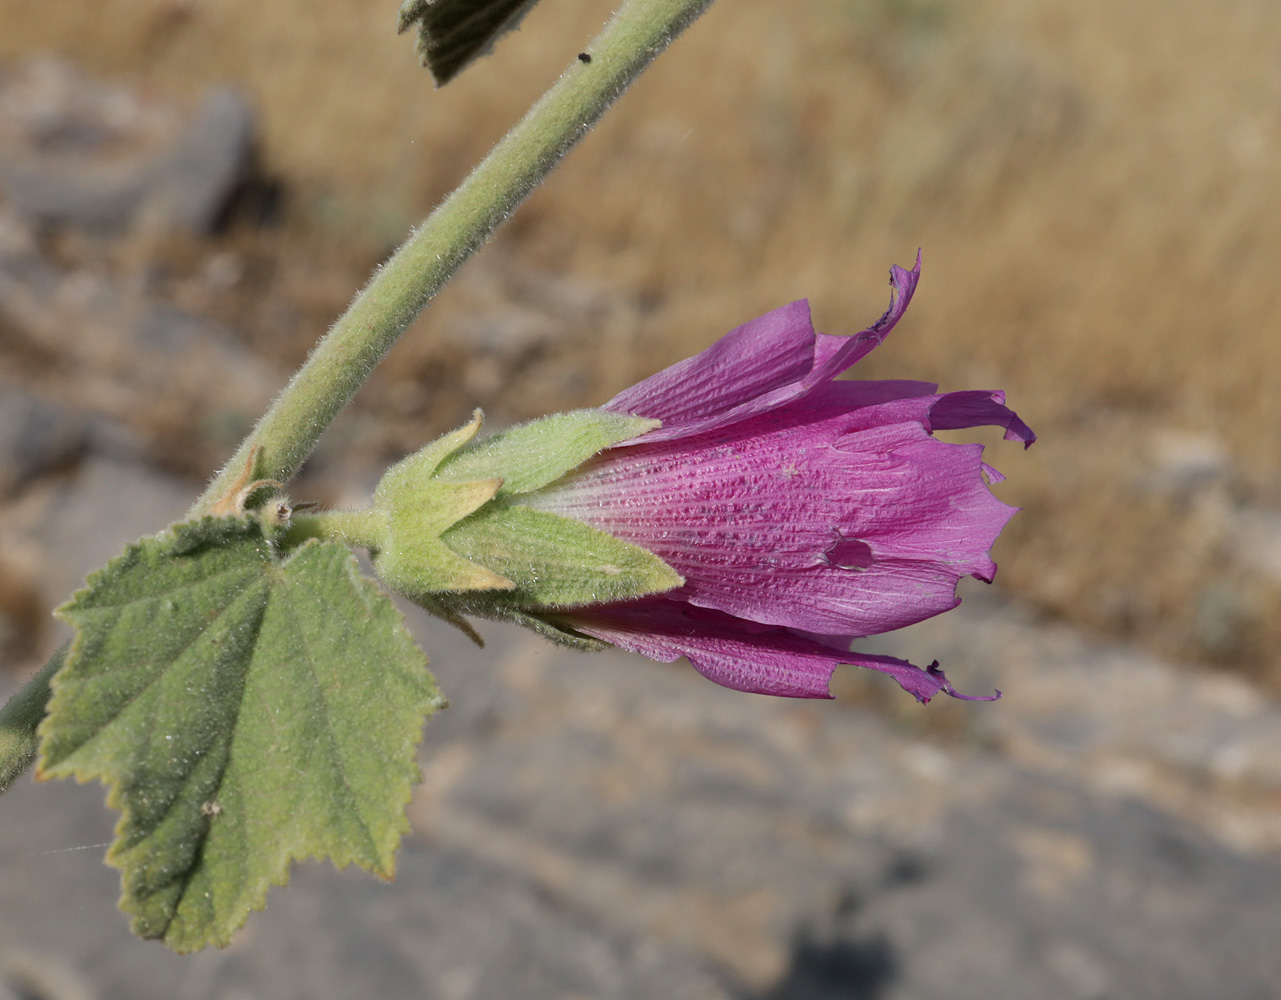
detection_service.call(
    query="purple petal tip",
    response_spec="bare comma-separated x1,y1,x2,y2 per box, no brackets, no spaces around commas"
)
926,662,1002,703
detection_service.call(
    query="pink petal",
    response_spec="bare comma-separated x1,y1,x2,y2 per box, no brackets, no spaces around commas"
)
523,253,1029,707
806,253,922,386
557,599,996,703
528,395,1017,637
603,298,819,439
929,390,1036,447
605,256,922,444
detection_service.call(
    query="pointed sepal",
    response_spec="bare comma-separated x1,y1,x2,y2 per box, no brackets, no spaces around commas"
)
435,410,659,496
443,501,682,606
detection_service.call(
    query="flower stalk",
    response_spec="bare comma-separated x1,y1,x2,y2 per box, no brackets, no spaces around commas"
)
285,509,389,551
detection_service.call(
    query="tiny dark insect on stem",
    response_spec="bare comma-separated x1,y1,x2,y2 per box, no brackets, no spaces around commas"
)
578,52,592,63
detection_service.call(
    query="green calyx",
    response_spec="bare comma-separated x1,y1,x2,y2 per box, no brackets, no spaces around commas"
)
372,411,513,596
442,501,681,606
317,408,682,612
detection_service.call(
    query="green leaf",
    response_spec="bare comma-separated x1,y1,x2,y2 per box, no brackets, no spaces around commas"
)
398,0,546,85
37,517,444,952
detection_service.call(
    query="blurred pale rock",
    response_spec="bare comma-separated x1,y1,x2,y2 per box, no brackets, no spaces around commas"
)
863,591,1281,854
1192,579,1256,658
3,461,1281,997
1137,428,1281,593
0,950,95,1000
0,63,277,472
440,256,647,412
0,457,191,660
0,386,85,497
0,59,254,235
1226,505,1281,584
1138,428,1233,500
0,219,280,470
146,87,254,234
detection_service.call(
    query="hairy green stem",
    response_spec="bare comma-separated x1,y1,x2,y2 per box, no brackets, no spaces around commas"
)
285,509,387,551
0,642,66,794
193,0,716,515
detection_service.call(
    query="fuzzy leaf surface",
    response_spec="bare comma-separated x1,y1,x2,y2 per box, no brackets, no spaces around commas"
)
37,517,443,952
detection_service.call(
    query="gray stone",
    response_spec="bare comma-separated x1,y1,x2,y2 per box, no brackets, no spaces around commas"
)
0,61,254,235
5,607,1281,999
861,589,1281,852
0,949,95,1000
0,762,732,1000
151,87,255,234
0,159,152,231
0,457,193,653
0,244,280,470
1227,504,1281,584
1137,429,1234,500
3,461,1281,998
0,59,162,232
0,386,85,496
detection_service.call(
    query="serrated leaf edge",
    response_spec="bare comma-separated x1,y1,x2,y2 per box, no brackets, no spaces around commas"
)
35,517,444,952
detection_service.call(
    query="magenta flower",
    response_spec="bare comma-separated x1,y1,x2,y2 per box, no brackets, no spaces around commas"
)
524,257,1033,702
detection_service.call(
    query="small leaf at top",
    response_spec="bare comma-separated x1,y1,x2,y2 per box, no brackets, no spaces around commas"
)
37,517,444,952
398,0,545,85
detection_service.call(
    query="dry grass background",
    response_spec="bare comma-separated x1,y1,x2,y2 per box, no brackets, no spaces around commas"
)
3,0,1281,687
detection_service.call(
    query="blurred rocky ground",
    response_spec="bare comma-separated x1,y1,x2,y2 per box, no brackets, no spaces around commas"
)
1,55,1280,1000
3,462,1281,1000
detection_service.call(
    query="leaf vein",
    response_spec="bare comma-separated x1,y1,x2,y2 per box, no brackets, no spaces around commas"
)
73,561,262,613
281,562,382,859
57,578,267,766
